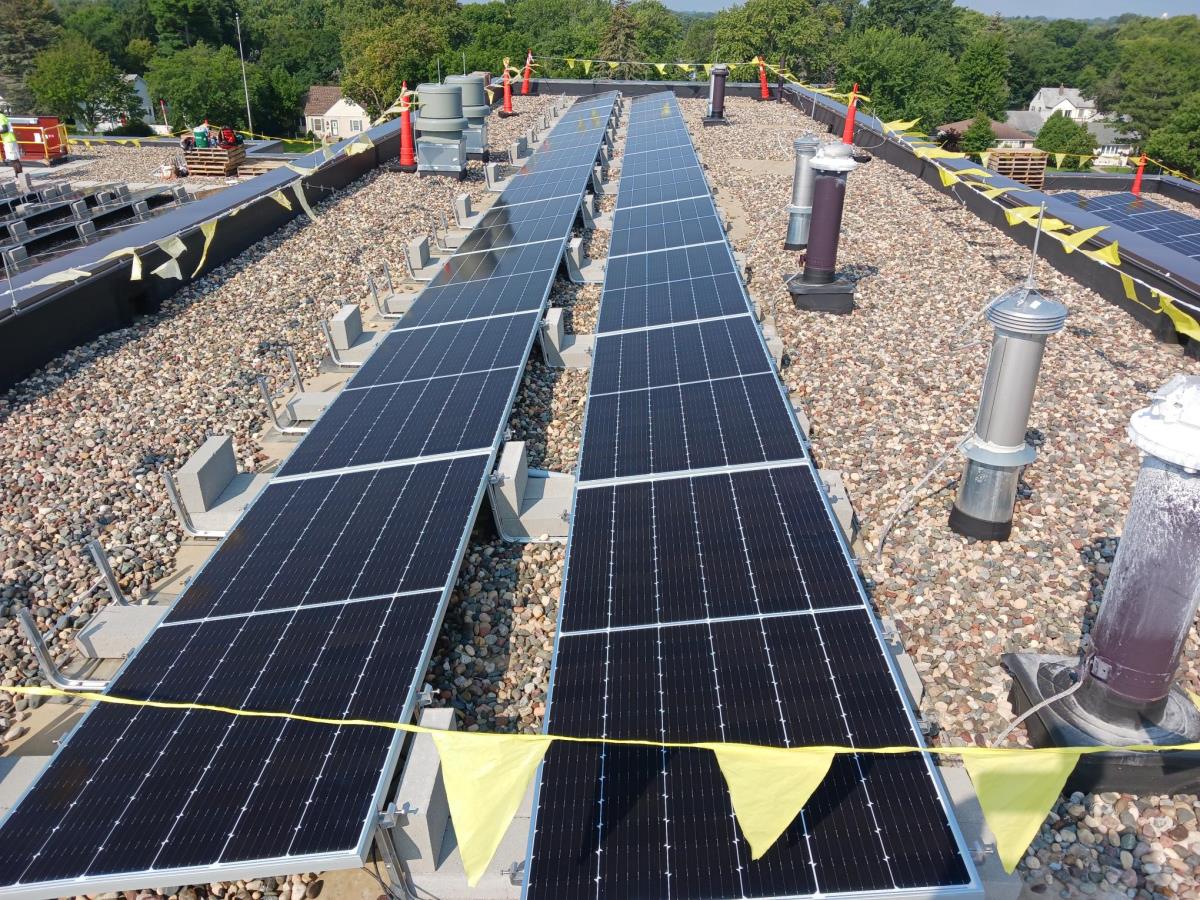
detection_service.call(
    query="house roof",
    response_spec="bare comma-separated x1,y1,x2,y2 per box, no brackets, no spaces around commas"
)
1033,86,1095,110
1087,119,1136,146
304,85,343,117
936,118,1035,142
1004,110,1045,133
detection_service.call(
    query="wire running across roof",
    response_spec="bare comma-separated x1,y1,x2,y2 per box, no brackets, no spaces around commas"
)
523,93,982,899
0,92,618,900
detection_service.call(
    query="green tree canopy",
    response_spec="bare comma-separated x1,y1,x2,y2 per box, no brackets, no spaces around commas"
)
1095,15,1200,139
28,34,141,131
59,0,156,73
854,0,964,56
341,11,458,117
146,41,250,128
0,0,61,113
838,26,957,127
630,0,681,67
148,0,238,52
959,113,996,154
712,0,844,81
949,29,1009,120
601,0,639,79
1144,91,1200,178
679,14,715,64
1034,111,1096,170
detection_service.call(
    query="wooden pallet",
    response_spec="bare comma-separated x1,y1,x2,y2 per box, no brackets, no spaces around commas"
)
184,146,245,177
986,149,1048,190
238,159,285,177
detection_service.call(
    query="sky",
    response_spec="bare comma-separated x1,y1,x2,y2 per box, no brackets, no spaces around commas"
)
659,0,1197,15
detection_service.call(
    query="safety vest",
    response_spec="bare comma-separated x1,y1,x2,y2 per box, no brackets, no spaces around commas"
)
0,114,16,145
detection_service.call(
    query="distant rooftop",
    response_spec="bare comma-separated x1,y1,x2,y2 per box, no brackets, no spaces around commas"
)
303,85,344,117
938,117,1034,142
1031,85,1096,111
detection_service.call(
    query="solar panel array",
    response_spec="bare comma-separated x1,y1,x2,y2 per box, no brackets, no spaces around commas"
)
524,93,980,899
0,92,618,900
1055,191,1200,261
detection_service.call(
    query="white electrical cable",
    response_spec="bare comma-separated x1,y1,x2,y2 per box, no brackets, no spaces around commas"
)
991,659,1088,747
874,429,974,565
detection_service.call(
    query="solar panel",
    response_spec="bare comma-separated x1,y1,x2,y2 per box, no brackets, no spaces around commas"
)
1054,191,1200,261
0,92,619,900
524,92,980,899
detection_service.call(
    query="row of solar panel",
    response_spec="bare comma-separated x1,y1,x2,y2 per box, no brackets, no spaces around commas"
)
1054,191,1200,262
0,94,620,898
525,92,977,900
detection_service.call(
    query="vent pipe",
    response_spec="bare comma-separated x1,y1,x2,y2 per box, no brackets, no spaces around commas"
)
783,136,820,251
1003,376,1200,792
702,64,729,126
414,83,468,179
785,143,856,313
949,286,1067,540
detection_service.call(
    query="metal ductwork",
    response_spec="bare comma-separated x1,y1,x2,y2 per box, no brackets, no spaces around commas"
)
784,136,820,251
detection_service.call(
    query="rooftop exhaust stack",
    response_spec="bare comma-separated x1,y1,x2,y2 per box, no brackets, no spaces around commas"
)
785,143,856,313
948,284,1067,540
1004,375,1200,793
702,64,729,126
414,83,468,179
783,136,820,250
445,74,491,161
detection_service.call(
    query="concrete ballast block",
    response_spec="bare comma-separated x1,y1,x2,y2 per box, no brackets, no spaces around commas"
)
329,304,364,351
176,436,237,514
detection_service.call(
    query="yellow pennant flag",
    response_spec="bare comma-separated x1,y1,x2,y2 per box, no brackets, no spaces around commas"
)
1082,241,1121,266
191,219,218,277
708,743,835,860
915,146,967,161
883,118,920,133
963,749,1080,873
1158,293,1200,341
980,184,1030,200
938,167,960,187
581,59,592,75
677,63,692,73
704,63,714,76
157,234,188,259
29,267,91,287
655,63,666,75
286,162,318,176
102,247,143,281
608,60,620,70
486,87,494,103
953,167,993,179
293,181,318,222
345,134,374,156
1120,272,1137,301
1055,152,1067,169
1003,206,1069,232
151,257,183,280
979,150,992,170
270,189,293,210
1054,225,1107,254
566,58,576,69
432,731,550,886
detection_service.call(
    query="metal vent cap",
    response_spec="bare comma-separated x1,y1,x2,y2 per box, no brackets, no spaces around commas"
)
985,286,1069,335
1128,374,1200,472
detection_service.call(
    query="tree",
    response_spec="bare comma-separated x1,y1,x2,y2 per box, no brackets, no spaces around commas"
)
630,0,681,68
837,26,957,127
242,0,343,90
1145,92,1200,177
679,14,715,64
341,14,455,117
949,29,1008,121
146,41,250,128
59,0,156,72
854,0,963,56
601,0,639,79
28,35,140,132
0,0,61,113
712,0,845,82
1095,15,1200,138
1035,111,1096,170
147,0,237,52
960,113,996,154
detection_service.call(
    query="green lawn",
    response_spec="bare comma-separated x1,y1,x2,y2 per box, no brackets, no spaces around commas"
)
276,139,320,153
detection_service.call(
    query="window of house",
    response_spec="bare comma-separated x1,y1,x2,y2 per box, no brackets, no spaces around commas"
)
312,118,323,133
331,119,339,135
351,120,362,132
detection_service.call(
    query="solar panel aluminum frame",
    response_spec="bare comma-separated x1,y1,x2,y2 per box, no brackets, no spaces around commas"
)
521,94,982,900
0,94,619,900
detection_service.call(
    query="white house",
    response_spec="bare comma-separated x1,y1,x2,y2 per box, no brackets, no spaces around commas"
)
1087,120,1137,167
96,75,158,132
303,86,368,142
1029,86,1097,123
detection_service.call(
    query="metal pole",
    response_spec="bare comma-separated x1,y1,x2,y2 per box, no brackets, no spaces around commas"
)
236,13,254,135
784,136,820,250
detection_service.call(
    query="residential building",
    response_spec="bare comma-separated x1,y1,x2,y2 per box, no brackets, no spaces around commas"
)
1087,120,1137,167
1029,85,1097,122
936,118,1036,150
303,86,368,142
96,75,158,132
